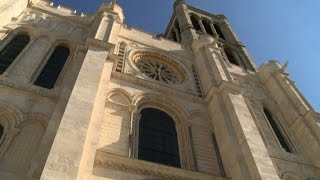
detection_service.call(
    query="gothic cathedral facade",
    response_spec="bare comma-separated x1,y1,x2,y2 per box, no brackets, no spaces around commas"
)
0,0,319,179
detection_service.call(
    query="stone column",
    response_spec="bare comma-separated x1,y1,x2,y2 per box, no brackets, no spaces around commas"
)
198,19,206,34
8,36,51,82
40,39,114,180
174,0,196,46
95,13,114,41
216,85,279,179
209,23,218,37
173,28,180,42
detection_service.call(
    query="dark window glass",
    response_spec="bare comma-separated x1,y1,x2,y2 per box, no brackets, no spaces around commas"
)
190,15,201,32
175,21,181,42
263,108,292,153
34,46,70,89
0,34,30,74
138,108,181,168
170,31,178,42
0,125,3,140
214,24,226,40
224,47,239,66
202,20,214,36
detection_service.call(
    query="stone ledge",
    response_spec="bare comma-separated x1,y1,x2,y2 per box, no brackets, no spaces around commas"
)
94,150,229,180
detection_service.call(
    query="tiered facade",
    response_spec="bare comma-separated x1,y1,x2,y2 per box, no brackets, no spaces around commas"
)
0,0,319,179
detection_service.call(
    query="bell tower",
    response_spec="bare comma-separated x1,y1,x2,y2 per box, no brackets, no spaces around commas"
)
166,0,256,72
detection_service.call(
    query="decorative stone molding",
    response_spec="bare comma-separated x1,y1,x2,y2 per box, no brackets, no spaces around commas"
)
16,10,88,41
282,172,302,180
0,104,48,159
111,72,204,104
94,150,227,180
188,110,214,130
0,128,20,157
130,92,195,170
128,49,189,85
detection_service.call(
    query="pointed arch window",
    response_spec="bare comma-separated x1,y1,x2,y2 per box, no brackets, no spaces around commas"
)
170,31,178,42
34,45,70,89
202,20,214,36
214,24,226,40
263,108,292,153
138,108,181,168
224,46,239,66
175,21,181,42
190,15,201,32
0,34,30,74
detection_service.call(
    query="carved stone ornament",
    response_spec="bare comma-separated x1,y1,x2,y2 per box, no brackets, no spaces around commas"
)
18,11,87,38
130,51,188,85
94,150,217,180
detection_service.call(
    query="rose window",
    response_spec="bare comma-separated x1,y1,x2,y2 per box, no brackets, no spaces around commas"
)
132,52,186,84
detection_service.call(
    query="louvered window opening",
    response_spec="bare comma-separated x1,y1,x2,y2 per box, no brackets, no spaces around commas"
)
116,43,126,72
192,65,202,97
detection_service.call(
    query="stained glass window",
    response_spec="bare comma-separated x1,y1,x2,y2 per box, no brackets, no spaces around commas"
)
138,108,181,168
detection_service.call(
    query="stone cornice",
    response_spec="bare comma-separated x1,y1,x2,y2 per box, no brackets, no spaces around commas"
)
205,80,245,103
94,150,228,180
28,3,93,26
0,82,58,102
111,72,205,105
85,37,115,50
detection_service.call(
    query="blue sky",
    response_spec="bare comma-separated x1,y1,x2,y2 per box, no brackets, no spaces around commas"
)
52,0,320,111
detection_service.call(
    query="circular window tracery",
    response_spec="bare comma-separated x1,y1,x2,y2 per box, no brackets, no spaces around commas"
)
132,51,186,85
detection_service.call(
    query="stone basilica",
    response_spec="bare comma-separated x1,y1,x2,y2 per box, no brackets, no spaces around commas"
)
0,0,319,179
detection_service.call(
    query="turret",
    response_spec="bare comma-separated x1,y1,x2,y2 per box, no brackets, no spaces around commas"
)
90,0,124,44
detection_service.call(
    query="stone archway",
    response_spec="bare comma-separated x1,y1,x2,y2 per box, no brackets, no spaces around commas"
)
131,93,194,170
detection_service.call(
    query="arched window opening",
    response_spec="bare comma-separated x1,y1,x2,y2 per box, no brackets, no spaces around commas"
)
34,45,70,89
190,15,201,32
224,47,239,66
214,24,226,40
170,30,178,42
0,125,4,140
138,108,181,168
175,21,182,42
202,20,214,36
175,21,181,34
0,34,30,74
263,108,292,153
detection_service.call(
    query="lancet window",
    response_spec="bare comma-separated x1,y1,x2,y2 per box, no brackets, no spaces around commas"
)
34,45,70,89
263,108,292,153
